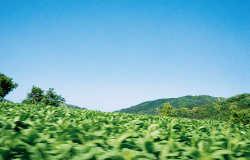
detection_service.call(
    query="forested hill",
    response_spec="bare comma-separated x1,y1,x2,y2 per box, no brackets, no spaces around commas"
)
175,93,250,123
115,95,225,115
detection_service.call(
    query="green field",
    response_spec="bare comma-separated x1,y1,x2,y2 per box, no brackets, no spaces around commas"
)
1,102,250,160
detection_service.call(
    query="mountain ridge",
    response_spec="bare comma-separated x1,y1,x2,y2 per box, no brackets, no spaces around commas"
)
114,95,226,115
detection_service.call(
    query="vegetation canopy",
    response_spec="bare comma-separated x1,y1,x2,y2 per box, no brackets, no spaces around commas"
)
22,86,65,107
115,95,225,115
0,102,250,159
0,73,18,98
173,93,250,125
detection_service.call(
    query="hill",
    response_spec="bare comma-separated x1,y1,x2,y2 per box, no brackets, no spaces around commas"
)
115,95,225,115
60,103,87,110
175,93,250,124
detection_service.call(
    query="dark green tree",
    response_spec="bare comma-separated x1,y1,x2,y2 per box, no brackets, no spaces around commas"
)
0,73,18,98
42,88,65,107
22,85,44,104
23,86,65,107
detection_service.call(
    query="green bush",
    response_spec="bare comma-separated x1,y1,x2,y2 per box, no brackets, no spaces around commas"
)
230,109,250,124
159,102,178,117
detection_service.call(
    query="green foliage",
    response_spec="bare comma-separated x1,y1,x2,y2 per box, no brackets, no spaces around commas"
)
42,88,65,107
230,109,250,125
22,86,65,107
159,102,178,117
1,102,250,159
173,93,250,124
0,73,18,98
116,95,225,115
22,85,44,105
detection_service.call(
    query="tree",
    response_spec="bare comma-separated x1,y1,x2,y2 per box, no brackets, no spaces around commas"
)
159,102,178,117
0,73,18,98
230,109,250,124
22,85,44,104
22,86,65,107
42,88,65,107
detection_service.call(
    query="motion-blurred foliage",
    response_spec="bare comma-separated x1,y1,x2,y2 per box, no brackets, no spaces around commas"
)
1,102,250,159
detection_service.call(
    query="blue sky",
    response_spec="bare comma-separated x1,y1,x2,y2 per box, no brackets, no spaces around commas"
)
1,0,250,112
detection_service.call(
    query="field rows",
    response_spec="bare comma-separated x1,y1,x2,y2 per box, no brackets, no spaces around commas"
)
0,102,250,159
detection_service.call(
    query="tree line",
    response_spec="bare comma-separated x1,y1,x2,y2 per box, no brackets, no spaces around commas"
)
0,73,65,107
1,72,249,124
159,94,250,124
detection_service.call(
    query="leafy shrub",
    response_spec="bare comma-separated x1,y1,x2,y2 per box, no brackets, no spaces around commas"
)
230,109,250,124
159,102,178,117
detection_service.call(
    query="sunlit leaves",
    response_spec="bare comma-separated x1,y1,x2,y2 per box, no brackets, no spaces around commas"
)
0,102,250,159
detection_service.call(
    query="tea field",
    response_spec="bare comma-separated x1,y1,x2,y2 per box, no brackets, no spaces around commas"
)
0,102,250,160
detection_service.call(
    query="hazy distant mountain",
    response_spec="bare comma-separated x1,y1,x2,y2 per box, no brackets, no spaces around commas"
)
114,95,226,115
0,97,12,102
60,103,87,110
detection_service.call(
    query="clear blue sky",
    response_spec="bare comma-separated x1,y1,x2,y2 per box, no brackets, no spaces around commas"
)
1,0,250,112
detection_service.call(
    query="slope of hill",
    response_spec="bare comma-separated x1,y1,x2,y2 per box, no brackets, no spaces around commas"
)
0,97,12,102
175,93,250,124
115,95,226,115
60,103,87,110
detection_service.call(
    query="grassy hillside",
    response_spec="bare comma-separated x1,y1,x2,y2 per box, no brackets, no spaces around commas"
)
1,102,250,159
175,93,250,124
115,95,225,115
